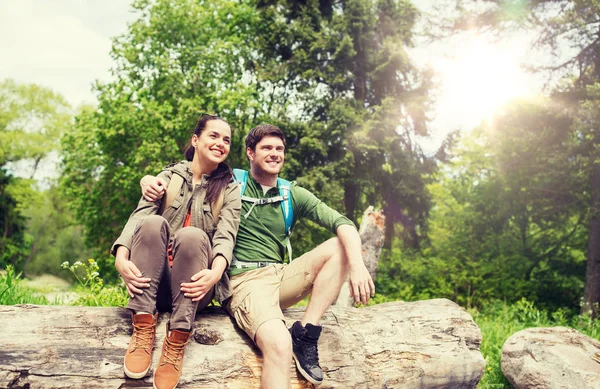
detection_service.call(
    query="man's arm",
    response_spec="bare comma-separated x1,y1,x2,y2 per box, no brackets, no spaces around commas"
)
336,224,375,305
141,175,166,202
293,185,375,304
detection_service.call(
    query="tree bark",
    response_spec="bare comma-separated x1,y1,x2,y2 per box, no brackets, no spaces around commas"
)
0,299,485,389
582,161,600,318
336,206,385,306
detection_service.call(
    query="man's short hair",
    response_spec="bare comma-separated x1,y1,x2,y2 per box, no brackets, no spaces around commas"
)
245,124,286,151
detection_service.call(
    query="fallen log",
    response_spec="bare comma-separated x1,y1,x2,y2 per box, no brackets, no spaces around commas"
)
0,299,484,388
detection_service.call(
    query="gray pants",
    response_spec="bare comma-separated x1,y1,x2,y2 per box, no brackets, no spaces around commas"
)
126,215,214,331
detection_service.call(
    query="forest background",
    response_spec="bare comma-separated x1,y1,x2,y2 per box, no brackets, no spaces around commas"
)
2,1,600,387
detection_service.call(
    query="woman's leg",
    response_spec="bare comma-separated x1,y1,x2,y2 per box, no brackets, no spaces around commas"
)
168,227,214,330
127,215,170,314
154,227,214,389
123,215,170,379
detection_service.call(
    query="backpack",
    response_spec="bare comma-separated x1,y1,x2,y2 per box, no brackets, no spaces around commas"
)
157,173,225,222
233,168,294,260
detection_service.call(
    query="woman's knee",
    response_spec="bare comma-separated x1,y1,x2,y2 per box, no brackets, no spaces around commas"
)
172,227,211,267
175,227,209,248
135,215,168,240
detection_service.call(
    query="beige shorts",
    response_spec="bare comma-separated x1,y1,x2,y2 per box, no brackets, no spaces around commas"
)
224,257,315,341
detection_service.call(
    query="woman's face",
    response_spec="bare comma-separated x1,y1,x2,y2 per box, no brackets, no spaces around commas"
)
192,119,232,165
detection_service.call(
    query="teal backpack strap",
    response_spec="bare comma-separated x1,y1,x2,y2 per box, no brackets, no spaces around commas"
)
276,177,294,236
277,177,294,262
233,168,248,195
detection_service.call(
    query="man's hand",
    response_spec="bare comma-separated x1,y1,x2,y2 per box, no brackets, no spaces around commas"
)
115,247,151,298
180,268,221,302
349,264,375,305
140,175,166,202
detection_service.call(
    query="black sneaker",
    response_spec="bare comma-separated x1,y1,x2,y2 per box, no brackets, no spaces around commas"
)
289,321,324,384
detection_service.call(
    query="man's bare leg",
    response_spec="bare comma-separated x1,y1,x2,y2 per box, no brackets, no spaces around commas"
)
300,237,349,325
255,319,292,389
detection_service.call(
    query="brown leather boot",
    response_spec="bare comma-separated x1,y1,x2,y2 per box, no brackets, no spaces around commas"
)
153,324,192,389
124,312,158,379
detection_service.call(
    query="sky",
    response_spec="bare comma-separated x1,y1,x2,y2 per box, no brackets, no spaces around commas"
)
1,0,137,107
1,0,543,180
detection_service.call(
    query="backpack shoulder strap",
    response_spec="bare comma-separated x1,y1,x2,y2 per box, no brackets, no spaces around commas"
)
158,173,184,215
233,168,248,196
276,177,294,236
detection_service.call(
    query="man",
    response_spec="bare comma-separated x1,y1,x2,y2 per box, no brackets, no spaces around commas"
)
142,124,374,388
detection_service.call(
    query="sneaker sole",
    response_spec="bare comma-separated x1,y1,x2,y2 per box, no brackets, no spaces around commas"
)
123,358,151,379
292,351,323,385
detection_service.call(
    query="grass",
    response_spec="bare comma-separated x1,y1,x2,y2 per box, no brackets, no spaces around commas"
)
1,260,127,307
0,266,49,305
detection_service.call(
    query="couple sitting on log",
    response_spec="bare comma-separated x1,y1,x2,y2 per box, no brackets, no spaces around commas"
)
111,114,375,389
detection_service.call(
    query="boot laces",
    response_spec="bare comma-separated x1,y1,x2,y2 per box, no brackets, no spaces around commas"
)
303,336,320,366
131,323,154,354
161,336,189,370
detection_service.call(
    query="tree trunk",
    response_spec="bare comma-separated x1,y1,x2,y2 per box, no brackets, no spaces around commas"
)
582,161,600,318
0,299,485,389
343,179,359,222
336,206,385,306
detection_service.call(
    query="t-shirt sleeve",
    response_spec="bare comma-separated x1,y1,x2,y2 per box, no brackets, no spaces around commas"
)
292,184,355,233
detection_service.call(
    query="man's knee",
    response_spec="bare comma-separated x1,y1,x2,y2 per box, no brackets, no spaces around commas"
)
314,237,348,270
256,321,292,362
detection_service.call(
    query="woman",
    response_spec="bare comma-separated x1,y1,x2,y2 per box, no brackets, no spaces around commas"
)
110,114,241,389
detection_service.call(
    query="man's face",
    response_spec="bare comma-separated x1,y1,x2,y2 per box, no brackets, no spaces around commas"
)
247,135,285,176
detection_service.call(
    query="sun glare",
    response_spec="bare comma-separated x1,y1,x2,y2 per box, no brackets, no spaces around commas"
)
439,36,534,120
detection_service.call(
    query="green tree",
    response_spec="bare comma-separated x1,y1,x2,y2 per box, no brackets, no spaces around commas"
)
397,101,587,311
0,79,72,271
253,0,435,248
452,0,600,317
62,0,436,276
21,185,92,279
0,168,28,270
0,78,71,175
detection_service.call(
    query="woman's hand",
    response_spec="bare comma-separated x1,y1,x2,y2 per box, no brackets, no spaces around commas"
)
180,268,221,302
140,175,166,202
115,246,151,298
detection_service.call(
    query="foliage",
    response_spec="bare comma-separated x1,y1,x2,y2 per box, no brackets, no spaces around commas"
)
375,103,588,313
0,265,48,305
22,185,92,280
62,259,128,307
0,168,30,271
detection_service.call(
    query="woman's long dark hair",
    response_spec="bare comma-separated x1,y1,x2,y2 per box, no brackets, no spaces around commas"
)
184,114,233,204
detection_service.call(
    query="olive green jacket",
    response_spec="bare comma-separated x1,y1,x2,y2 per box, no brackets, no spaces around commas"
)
111,161,241,303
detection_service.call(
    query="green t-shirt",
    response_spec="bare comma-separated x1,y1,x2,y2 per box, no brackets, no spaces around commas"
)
231,174,354,276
